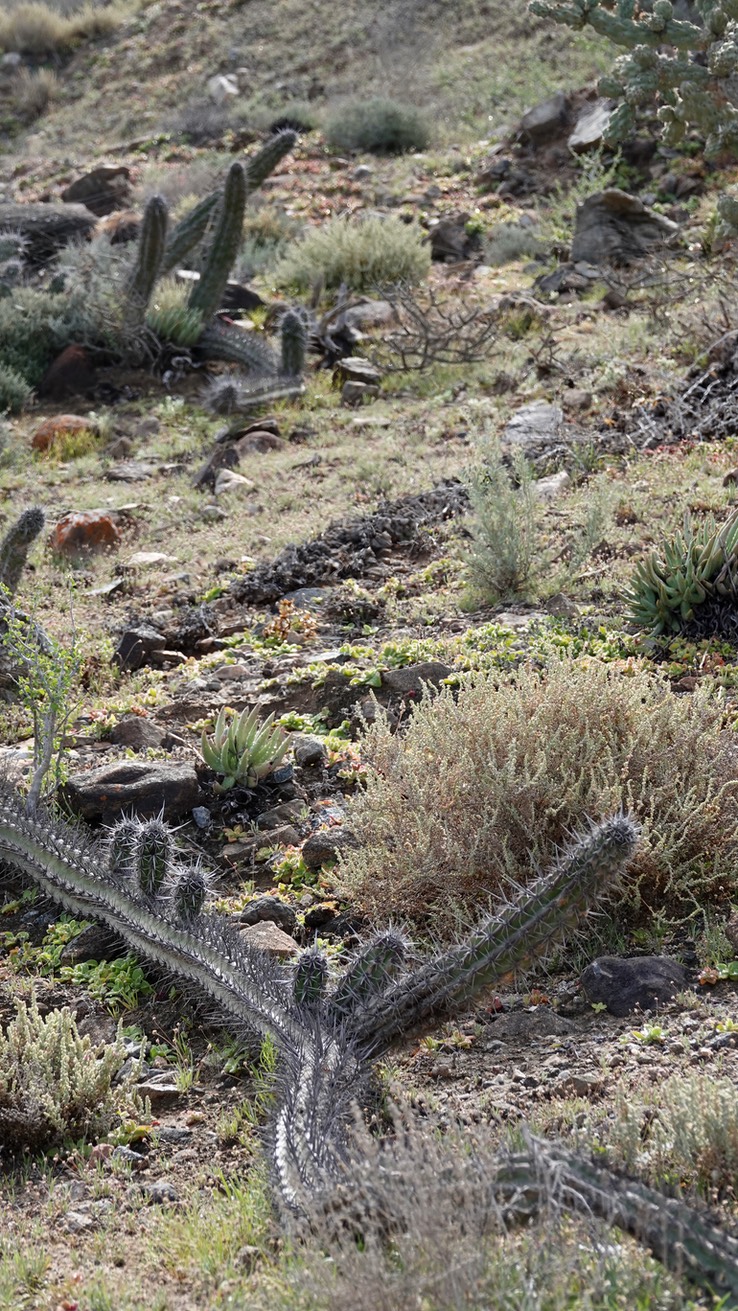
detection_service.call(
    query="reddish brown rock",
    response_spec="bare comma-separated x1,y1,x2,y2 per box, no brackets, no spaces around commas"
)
61,165,132,216
50,509,122,556
38,346,96,400
31,413,98,453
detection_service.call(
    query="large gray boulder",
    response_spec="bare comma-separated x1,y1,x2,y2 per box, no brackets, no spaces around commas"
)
571,189,678,265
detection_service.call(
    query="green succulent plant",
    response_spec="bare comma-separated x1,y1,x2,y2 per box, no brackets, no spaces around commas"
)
200,705,289,791
624,509,738,636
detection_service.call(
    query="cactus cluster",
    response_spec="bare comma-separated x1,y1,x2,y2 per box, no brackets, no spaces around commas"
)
624,508,738,636
200,705,289,791
0,506,45,599
2,786,737,1296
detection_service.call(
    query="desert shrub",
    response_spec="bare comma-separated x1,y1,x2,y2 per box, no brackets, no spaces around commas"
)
274,216,430,293
337,658,738,928
0,289,65,388
234,205,303,281
325,97,430,155
0,0,131,54
0,364,33,415
466,444,538,601
170,96,233,145
12,65,60,120
267,101,319,135
595,1074,738,1199
146,278,204,347
485,221,544,267
0,994,130,1153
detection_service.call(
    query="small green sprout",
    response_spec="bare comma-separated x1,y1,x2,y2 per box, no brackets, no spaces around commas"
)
200,705,289,791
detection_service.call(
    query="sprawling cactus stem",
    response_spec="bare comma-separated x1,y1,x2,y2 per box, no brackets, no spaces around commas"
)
188,163,247,320
134,817,173,897
244,129,297,192
280,308,308,378
351,815,639,1052
198,319,279,371
161,193,220,277
293,948,329,1005
124,195,168,329
331,930,408,1020
0,507,44,598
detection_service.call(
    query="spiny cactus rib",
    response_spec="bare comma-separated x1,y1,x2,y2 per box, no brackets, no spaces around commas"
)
331,929,408,1019
197,319,280,372
280,308,309,378
244,129,297,193
0,507,44,598
172,864,207,920
188,163,247,320
106,817,140,873
293,948,329,1005
351,815,639,1052
124,195,168,329
134,817,173,897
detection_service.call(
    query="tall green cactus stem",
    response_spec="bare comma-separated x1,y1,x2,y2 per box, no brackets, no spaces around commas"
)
188,163,247,320
124,195,168,331
280,308,309,378
134,817,174,897
331,930,408,1020
0,507,44,598
351,815,639,1053
293,948,329,1005
244,129,297,193
528,0,738,157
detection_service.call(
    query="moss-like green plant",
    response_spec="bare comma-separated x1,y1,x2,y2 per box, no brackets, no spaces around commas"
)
201,705,289,791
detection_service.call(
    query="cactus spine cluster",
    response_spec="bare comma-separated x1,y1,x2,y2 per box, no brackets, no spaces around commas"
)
0,506,44,598
3,791,736,1297
528,0,738,157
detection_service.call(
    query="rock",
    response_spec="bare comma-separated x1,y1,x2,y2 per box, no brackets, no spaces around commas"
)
257,800,306,830
122,551,179,570
207,73,240,104
214,468,256,496
581,955,688,1017
239,896,297,933
65,1210,96,1233
61,165,132,217
533,469,570,500
50,510,122,557
234,430,289,457
292,734,326,767
519,92,569,144
141,1180,179,1204
341,299,394,331
192,806,211,829
113,625,167,672
565,389,592,412
61,760,201,822
341,380,380,406
502,401,564,457
59,923,124,965
551,1071,604,1098
31,413,98,453
106,460,157,482
302,827,355,871
239,920,299,959
428,213,481,262
0,201,97,262
571,189,679,266
38,345,96,400
224,825,300,860
332,357,383,387
108,715,165,750
567,100,614,154
381,661,453,697
352,164,374,181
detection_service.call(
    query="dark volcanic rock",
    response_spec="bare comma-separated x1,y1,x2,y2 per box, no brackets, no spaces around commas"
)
581,955,688,1017
239,896,297,934
61,761,201,822
571,189,678,266
302,828,356,871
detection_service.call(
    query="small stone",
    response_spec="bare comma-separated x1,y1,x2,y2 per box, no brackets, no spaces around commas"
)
341,380,380,406
292,734,326,767
61,164,131,216
381,661,453,697
211,663,250,680
38,345,96,400
192,806,211,829
113,625,167,673
32,413,98,453
352,164,374,181
141,1179,179,1204
223,825,300,860
301,828,355,871
519,92,569,144
239,896,297,933
123,551,179,570
207,73,240,104
581,955,688,1018
136,1080,183,1110
552,1072,604,1098
239,920,299,958
257,800,306,830
65,1210,95,1232
567,100,614,154
234,431,289,457
215,469,256,496
533,469,570,500
50,509,122,557
108,715,165,750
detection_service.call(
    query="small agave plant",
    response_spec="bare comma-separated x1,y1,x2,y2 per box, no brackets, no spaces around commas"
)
201,706,289,791
625,508,738,637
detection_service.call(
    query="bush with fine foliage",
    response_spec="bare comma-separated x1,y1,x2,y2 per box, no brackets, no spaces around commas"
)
274,215,430,293
0,994,130,1154
325,97,430,155
0,0,132,55
0,364,34,415
337,658,738,929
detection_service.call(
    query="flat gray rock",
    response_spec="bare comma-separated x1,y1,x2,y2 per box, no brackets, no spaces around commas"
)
61,760,201,822
572,188,679,266
581,955,688,1017
502,401,564,454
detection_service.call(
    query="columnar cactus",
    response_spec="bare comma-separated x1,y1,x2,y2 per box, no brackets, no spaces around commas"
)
280,307,309,377
188,162,247,321
124,195,168,331
0,507,44,598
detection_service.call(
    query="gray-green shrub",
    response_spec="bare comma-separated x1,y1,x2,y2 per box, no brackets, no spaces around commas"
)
338,658,738,928
466,443,539,602
0,364,34,415
325,97,430,155
274,215,430,293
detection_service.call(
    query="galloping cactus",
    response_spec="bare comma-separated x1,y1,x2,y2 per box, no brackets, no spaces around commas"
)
0,507,44,598
124,195,168,331
187,162,247,320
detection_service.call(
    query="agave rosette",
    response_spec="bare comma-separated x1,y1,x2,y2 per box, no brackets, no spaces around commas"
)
201,705,289,791
624,509,738,636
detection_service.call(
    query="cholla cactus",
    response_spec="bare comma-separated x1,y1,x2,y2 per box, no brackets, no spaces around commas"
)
200,705,289,790
529,0,738,157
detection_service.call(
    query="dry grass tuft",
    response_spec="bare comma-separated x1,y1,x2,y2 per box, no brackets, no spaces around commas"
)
338,658,738,928
0,0,133,55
